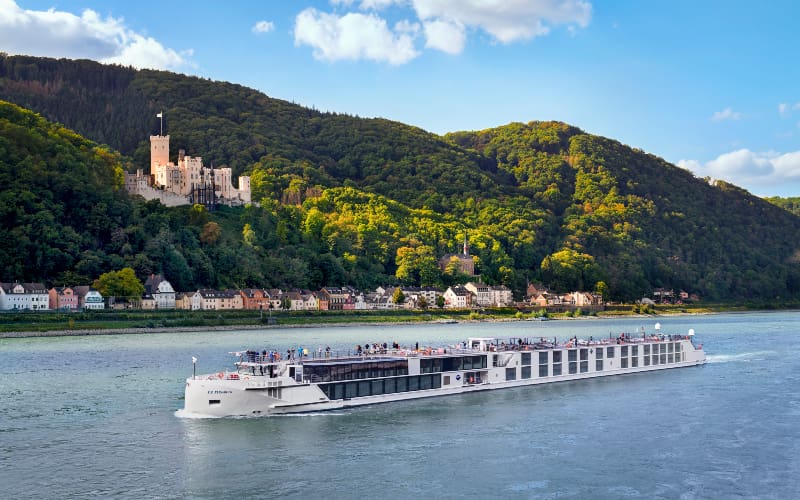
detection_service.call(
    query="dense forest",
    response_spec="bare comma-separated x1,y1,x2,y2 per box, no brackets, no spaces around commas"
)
2,54,800,301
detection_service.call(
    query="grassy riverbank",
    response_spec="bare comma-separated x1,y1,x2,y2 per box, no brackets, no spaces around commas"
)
1,301,797,338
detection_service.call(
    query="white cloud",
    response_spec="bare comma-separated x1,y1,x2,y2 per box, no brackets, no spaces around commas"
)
779,102,800,116
252,20,274,34
710,107,743,122
411,0,592,43
0,0,191,70
423,18,466,54
678,149,800,189
294,8,419,65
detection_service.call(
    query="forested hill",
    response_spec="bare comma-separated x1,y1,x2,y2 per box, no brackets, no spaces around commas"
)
2,54,800,301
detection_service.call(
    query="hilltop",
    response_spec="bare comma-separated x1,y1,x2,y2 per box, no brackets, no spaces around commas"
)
1,54,800,301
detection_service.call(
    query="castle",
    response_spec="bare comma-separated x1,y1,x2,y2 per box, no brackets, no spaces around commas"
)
125,126,251,207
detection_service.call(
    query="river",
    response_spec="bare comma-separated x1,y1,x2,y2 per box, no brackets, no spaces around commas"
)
1,312,798,498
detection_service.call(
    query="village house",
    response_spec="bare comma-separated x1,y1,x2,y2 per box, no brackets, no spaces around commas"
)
175,292,196,310
143,274,176,310
49,286,78,310
73,286,104,310
443,285,472,309
239,288,271,311
0,282,50,311
488,285,514,306
464,282,491,307
194,289,242,310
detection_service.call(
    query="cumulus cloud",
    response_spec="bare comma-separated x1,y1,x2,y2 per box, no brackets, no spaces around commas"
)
678,149,800,189
295,1,591,63
294,8,419,65
710,107,743,122
423,18,466,54
411,0,592,44
0,0,192,70
252,20,274,34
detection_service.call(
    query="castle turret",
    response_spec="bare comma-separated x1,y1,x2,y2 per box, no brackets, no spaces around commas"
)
150,134,170,173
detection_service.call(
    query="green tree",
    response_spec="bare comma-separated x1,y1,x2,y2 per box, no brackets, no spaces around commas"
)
93,267,144,301
392,287,406,305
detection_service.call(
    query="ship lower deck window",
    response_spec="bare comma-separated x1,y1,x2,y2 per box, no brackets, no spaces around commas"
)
652,355,659,365
644,356,650,366
596,360,603,371
632,357,638,367
668,354,674,363
607,347,615,358
521,366,531,379
539,364,548,377
580,349,588,361
632,346,639,356
569,361,577,374
580,361,588,373
660,354,667,364
621,346,628,357
621,358,628,368
506,368,516,381
209,399,221,405
596,348,603,359
521,353,531,366
443,376,451,385
539,352,548,364
553,363,562,376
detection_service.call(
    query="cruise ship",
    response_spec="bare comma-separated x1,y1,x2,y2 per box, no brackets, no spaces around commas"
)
182,329,705,417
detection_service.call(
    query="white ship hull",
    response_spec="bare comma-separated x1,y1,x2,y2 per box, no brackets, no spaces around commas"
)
183,337,705,417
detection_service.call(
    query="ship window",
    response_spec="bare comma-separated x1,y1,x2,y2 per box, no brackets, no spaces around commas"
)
621,358,628,368
632,346,639,356
644,345,650,355
209,399,221,405
668,354,674,363
433,376,441,389
521,366,531,379
675,343,681,352
345,382,358,398
539,352,548,364
668,343,674,353
521,353,531,366
552,363,562,376
607,347,615,358
553,351,562,363
580,349,588,361
568,350,577,362
371,379,384,395
632,357,638,368
477,355,487,369
408,376,420,391
621,346,628,357
505,368,516,381
385,378,397,394
539,364,548,377
358,381,371,396
334,383,345,400
443,375,450,385
463,357,473,370
644,356,650,366
396,377,408,392
569,362,577,374
596,360,603,371
652,355,659,365
420,375,433,390
580,361,588,373
596,348,603,359
660,354,666,364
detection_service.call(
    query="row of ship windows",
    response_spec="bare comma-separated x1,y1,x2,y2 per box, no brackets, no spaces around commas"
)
320,374,443,400
304,361,410,382
519,343,683,366
512,351,685,379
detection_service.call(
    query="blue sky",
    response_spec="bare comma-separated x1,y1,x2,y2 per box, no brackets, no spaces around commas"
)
2,0,800,196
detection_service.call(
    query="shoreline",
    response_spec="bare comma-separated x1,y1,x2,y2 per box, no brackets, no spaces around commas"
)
0,311,720,339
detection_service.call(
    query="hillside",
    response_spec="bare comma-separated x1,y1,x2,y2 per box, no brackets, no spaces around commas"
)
2,54,800,301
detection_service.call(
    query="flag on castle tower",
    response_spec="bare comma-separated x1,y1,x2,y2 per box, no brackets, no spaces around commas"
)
156,112,163,118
